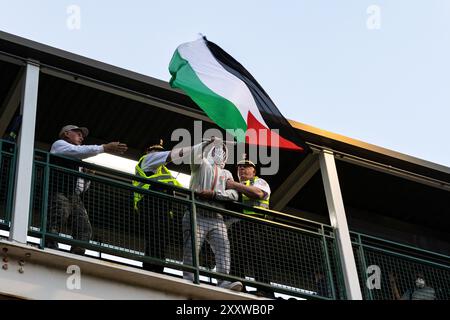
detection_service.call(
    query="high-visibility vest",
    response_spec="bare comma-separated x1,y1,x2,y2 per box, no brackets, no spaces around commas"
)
133,155,182,211
241,177,270,217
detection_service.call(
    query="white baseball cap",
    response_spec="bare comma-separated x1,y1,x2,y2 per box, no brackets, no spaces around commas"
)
59,125,89,138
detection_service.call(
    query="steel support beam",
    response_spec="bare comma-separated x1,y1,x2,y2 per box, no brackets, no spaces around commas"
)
9,62,40,244
309,144,450,193
40,67,212,123
271,153,320,211
0,50,26,66
319,149,362,300
0,69,24,137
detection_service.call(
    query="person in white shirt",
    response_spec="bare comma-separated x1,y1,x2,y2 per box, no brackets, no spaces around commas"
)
47,125,127,255
182,138,243,292
226,157,274,298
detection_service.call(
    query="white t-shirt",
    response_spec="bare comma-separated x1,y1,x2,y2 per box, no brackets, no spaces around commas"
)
189,142,238,202
50,139,104,193
251,177,271,200
50,139,104,159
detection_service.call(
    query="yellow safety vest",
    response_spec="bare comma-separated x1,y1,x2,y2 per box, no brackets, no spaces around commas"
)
241,177,270,217
133,155,182,211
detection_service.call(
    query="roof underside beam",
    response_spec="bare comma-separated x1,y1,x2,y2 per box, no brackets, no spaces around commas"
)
0,68,23,137
317,146,450,193
271,152,320,211
0,50,25,66
40,66,213,123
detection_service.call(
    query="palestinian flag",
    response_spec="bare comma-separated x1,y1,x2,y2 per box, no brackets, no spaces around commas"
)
169,36,309,152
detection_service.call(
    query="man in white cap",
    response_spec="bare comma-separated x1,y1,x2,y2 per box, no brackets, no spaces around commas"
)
46,125,127,255
226,157,270,212
226,156,274,298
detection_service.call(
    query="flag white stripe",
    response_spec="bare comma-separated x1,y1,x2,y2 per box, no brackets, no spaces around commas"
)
177,38,269,129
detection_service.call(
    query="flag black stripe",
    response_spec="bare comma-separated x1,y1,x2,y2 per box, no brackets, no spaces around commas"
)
205,38,310,153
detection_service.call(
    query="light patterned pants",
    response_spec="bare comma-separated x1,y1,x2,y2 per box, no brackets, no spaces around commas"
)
182,208,230,281
48,193,92,243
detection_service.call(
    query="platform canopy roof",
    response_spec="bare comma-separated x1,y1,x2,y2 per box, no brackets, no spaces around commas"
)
1,31,449,253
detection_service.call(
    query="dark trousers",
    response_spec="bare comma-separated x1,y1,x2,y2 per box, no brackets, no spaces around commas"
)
47,193,92,254
138,198,168,273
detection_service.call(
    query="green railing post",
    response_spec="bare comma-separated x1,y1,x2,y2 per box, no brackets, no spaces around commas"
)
190,190,200,284
0,140,3,187
332,229,347,299
0,140,4,223
28,152,37,241
39,153,50,249
321,225,337,299
5,142,17,225
356,233,373,300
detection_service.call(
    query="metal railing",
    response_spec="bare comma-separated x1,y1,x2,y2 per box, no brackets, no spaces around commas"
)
29,149,344,300
0,139,16,230
15,147,449,300
352,232,450,300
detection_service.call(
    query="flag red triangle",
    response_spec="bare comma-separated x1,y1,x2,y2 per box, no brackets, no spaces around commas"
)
246,112,303,151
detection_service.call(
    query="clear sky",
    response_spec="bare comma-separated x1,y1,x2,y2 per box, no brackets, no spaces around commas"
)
1,0,449,167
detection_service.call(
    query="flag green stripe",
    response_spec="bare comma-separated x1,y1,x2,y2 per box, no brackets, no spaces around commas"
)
169,50,247,142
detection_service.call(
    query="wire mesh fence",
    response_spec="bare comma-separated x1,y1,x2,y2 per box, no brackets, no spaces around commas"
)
353,242,371,300
30,160,45,233
31,151,192,267
194,203,339,299
25,149,450,300
29,150,340,299
0,139,16,229
352,233,450,300
325,232,346,300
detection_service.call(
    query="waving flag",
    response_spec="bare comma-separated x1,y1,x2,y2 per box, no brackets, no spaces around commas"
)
169,36,309,152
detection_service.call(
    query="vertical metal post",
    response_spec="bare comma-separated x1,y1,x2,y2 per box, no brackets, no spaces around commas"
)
331,232,347,299
39,153,50,249
0,140,2,180
356,233,373,300
320,225,337,299
9,62,40,244
6,144,17,224
319,149,362,300
190,190,200,284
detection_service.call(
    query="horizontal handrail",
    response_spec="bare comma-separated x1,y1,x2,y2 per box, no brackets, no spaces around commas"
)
35,149,332,230
351,231,450,263
34,154,330,238
358,243,450,270
30,150,340,299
